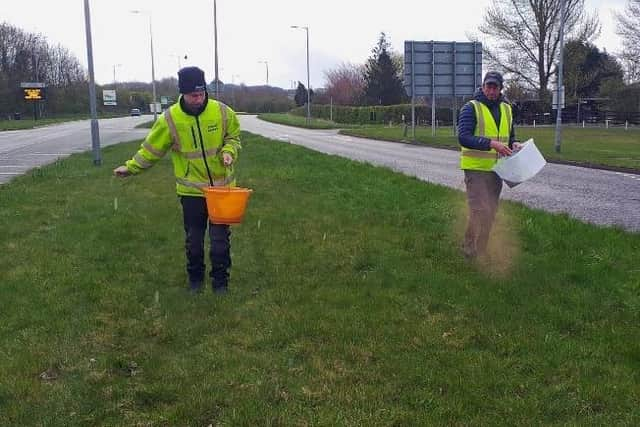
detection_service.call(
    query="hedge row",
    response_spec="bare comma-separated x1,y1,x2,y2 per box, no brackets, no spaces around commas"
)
290,104,462,125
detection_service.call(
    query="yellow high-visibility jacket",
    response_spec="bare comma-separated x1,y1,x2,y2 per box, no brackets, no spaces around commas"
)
460,100,512,171
125,98,241,197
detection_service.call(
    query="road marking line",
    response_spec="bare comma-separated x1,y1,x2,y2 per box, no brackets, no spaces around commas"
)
0,172,21,175
616,172,640,180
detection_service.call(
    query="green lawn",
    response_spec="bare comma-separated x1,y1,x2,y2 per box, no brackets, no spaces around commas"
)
258,113,352,129
1,132,639,425
341,125,640,171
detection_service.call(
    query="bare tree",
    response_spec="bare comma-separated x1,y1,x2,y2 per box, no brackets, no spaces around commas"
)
618,50,640,83
0,22,86,115
615,0,640,83
478,0,600,100
323,62,365,105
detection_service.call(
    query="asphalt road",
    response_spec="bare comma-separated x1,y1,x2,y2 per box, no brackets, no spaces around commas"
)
240,115,640,233
0,116,149,185
2,114,637,233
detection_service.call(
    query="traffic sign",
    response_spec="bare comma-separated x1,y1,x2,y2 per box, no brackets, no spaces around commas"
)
404,41,482,97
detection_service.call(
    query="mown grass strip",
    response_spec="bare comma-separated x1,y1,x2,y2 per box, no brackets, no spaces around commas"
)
341,125,640,171
258,113,354,129
0,132,638,425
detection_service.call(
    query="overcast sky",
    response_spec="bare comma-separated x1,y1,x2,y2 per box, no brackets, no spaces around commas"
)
1,0,628,89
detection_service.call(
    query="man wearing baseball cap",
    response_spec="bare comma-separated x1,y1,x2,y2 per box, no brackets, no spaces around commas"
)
457,71,522,261
114,66,242,295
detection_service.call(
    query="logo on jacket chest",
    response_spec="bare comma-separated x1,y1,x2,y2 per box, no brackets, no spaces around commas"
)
207,124,219,133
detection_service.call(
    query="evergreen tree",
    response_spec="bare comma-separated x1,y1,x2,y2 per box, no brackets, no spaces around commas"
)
294,81,307,106
563,40,624,101
363,33,405,105
294,81,313,107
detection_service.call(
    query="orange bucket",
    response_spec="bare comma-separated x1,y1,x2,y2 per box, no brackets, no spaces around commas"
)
202,186,253,224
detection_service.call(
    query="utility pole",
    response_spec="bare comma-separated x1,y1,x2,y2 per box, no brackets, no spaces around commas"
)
130,10,157,121
149,16,157,121
113,63,122,86
291,25,311,125
83,0,101,166
554,0,566,153
172,54,187,69
32,55,39,120
213,0,220,99
258,60,269,86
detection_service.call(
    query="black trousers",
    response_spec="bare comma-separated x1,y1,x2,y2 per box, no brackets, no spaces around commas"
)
180,196,231,286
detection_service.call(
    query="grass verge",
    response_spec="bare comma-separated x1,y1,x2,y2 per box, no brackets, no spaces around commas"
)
258,113,353,129
0,132,639,425
341,125,640,171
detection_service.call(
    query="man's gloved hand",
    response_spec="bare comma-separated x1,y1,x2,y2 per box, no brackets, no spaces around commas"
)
222,152,234,166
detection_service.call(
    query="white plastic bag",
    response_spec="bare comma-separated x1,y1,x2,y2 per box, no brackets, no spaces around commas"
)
493,138,546,187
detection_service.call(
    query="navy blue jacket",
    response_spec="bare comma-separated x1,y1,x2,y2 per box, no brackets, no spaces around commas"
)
458,88,516,150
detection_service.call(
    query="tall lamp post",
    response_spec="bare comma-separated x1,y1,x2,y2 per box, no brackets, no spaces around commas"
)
131,10,157,121
258,60,269,86
291,25,310,125
112,63,122,86
83,0,101,166
213,0,220,99
172,54,188,70
554,0,566,153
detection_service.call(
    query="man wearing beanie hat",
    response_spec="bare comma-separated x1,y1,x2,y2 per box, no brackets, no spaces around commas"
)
457,71,523,261
114,66,242,295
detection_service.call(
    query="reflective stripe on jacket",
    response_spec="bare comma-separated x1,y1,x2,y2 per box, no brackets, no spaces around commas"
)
460,100,512,171
125,98,241,197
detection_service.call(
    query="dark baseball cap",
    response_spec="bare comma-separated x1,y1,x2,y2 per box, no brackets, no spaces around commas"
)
178,66,207,94
483,71,503,87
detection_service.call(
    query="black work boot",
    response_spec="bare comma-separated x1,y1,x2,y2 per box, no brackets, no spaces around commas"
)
188,280,203,295
211,261,229,295
212,276,228,294
212,284,228,295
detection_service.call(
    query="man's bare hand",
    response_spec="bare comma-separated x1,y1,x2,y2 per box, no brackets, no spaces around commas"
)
222,152,234,166
113,165,131,177
490,140,512,157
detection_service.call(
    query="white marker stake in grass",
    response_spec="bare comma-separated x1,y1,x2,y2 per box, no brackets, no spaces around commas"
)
114,197,118,211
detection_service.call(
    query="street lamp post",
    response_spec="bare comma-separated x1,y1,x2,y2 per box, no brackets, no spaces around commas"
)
83,0,101,166
131,10,157,121
213,0,220,99
291,25,310,125
258,60,269,86
113,63,122,86
554,0,566,153
172,54,188,70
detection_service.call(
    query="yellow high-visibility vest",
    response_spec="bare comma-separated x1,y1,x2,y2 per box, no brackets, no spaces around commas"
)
460,100,512,171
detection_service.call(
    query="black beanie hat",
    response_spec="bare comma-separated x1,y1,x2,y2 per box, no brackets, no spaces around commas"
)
178,66,206,94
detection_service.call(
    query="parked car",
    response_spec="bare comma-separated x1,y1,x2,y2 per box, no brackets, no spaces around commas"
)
130,108,141,116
